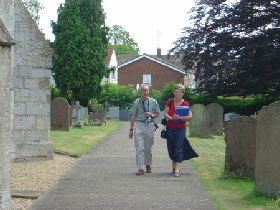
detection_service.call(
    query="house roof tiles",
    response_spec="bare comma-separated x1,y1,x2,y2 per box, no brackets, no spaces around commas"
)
117,53,186,74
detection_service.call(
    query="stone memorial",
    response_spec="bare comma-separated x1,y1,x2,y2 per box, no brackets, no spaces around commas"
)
255,101,280,195
109,106,120,119
73,101,82,128
51,98,70,131
189,104,211,138
99,109,106,114
73,106,84,121
89,113,104,123
206,103,223,135
84,107,89,116
119,110,130,121
224,112,240,121
224,117,257,178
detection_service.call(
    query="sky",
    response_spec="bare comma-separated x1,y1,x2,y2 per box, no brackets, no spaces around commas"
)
39,0,195,55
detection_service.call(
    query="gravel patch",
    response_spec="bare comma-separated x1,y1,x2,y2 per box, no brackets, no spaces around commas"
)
10,154,78,210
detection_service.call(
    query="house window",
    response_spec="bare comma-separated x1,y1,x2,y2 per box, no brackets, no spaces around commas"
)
143,74,151,85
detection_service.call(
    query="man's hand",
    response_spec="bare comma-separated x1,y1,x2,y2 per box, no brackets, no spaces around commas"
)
129,130,133,139
145,112,153,117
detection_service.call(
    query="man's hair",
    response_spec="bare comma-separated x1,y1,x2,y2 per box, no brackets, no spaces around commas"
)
174,84,185,93
139,84,149,90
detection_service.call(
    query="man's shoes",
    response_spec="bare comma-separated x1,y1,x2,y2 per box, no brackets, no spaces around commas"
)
136,169,144,175
146,165,152,173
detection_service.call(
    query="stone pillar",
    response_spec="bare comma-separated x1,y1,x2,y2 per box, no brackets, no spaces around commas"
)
255,101,280,195
11,0,53,162
0,18,15,209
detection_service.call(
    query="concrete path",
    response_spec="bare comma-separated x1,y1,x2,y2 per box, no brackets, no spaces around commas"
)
30,122,216,210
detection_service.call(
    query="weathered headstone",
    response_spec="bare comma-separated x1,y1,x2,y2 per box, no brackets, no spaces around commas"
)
51,98,70,131
206,103,224,135
189,104,211,138
119,110,129,121
89,113,104,123
224,112,240,121
224,117,257,178
255,101,280,196
109,106,119,119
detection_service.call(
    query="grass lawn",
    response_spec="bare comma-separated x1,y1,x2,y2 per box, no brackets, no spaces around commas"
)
50,119,123,156
188,128,280,209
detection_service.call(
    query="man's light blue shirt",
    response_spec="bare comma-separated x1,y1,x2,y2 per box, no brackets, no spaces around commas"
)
131,97,160,121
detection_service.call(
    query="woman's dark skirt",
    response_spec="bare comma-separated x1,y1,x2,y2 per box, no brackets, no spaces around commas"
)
166,126,199,163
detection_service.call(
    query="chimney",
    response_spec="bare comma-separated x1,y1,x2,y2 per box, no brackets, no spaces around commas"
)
157,48,161,58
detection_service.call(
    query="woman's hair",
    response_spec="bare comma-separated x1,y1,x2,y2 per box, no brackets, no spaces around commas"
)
174,84,185,93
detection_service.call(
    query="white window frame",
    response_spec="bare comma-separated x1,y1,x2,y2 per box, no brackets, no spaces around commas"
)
143,74,151,85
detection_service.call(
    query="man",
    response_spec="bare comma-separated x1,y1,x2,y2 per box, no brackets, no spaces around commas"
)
129,84,160,175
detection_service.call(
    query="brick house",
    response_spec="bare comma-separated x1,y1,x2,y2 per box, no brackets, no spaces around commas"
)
117,48,195,91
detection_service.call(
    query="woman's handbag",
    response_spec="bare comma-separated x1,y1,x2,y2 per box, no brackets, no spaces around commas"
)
161,118,167,126
160,129,166,139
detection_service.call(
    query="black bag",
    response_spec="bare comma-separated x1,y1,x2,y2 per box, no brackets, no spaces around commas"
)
160,129,167,139
161,99,172,126
161,118,167,126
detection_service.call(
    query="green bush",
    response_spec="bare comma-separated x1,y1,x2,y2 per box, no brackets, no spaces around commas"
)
50,84,61,101
99,83,137,110
88,98,102,113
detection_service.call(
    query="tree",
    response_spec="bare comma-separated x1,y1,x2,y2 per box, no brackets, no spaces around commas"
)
108,25,139,55
171,0,280,98
51,0,109,106
22,0,44,25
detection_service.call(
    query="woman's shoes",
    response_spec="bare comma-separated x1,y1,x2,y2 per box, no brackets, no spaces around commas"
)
174,171,180,177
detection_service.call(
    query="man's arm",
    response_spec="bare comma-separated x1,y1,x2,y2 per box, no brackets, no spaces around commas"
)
129,115,135,139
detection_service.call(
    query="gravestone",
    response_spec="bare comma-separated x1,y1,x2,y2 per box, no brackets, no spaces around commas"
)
89,113,104,122
73,106,84,121
84,107,88,116
109,106,119,119
189,104,211,138
255,101,280,196
51,98,70,131
206,103,224,135
73,101,82,128
224,112,240,121
224,117,257,178
119,110,129,121
99,109,105,114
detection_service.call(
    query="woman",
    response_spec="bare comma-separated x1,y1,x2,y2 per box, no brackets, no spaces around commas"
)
163,84,193,177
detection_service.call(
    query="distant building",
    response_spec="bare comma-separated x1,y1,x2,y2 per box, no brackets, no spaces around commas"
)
117,48,195,91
